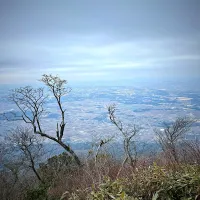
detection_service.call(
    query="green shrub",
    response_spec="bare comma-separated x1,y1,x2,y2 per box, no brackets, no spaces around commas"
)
68,164,200,200
25,184,48,200
89,177,133,200
123,164,200,200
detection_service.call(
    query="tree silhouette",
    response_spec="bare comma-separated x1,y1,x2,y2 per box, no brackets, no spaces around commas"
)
155,117,195,163
4,74,81,165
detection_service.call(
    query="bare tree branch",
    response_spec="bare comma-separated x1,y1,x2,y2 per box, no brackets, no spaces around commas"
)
155,117,195,163
5,127,44,183
5,75,81,166
108,104,140,173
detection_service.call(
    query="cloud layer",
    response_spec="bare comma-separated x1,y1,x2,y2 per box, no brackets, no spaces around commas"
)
0,0,199,85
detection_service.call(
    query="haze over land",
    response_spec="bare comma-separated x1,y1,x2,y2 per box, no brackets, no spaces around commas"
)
1,86,200,144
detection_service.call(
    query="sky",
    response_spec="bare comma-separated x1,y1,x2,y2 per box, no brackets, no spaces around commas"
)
0,0,200,86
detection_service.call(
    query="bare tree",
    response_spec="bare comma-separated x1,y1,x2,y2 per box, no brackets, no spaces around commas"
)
5,127,44,183
93,137,114,165
155,117,195,163
108,104,140,174
179,139,200,164
4,74,81,165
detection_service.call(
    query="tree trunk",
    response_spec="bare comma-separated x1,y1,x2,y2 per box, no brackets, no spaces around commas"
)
26,148,44,183
58,141,81,166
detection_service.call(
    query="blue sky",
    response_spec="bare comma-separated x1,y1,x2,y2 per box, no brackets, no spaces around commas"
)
0,0,199,85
